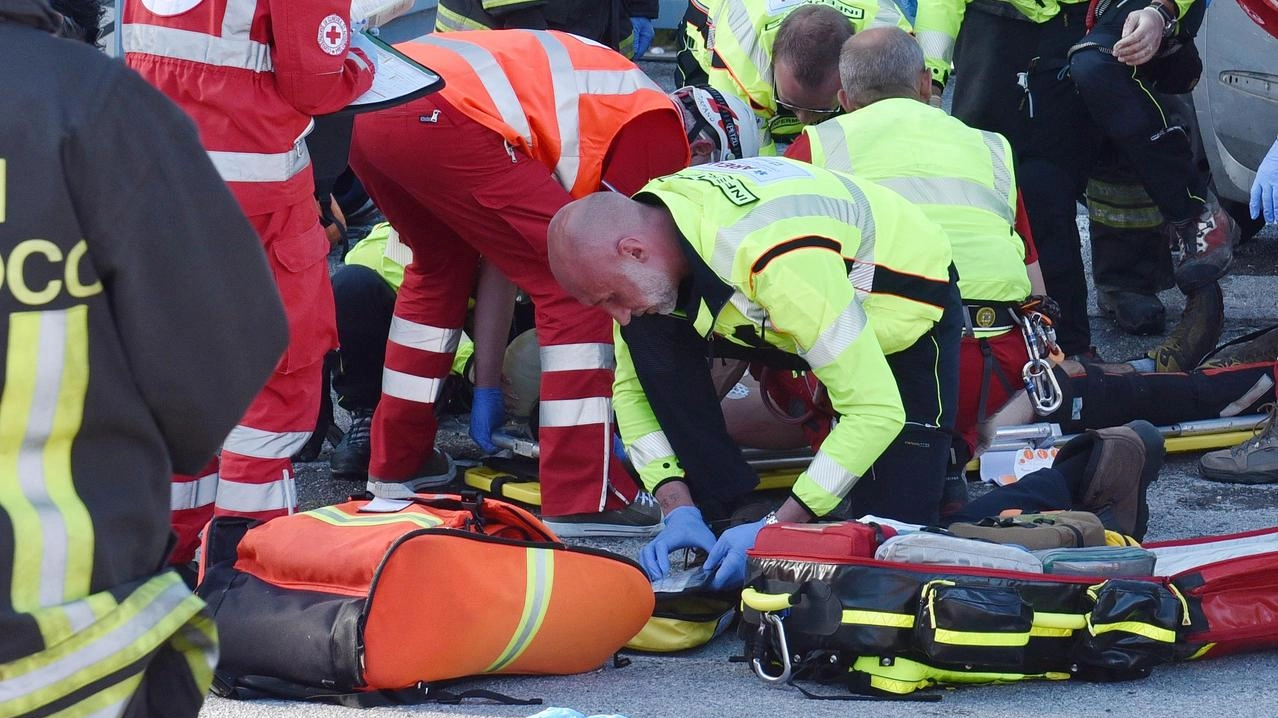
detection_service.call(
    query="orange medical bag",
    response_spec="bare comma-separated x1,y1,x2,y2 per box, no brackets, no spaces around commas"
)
198,492,653,702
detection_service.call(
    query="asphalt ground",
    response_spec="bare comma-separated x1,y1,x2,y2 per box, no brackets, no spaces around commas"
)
199,43,1278,718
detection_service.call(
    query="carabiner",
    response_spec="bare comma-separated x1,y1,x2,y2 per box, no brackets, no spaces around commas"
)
750,612,793,685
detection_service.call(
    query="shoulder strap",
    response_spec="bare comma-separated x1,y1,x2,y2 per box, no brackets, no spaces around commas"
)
212,674,542,708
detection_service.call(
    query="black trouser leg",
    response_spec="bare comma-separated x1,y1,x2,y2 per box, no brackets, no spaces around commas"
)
331,264,397,412
1088,148,1176,295
845,285,962,525
620,315,759,517
950,5,1040,145
942,468,1075,525
1020,157,1095,355
1069,5,1208,223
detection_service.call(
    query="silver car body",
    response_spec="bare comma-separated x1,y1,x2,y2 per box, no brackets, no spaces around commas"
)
1193,0,1278,204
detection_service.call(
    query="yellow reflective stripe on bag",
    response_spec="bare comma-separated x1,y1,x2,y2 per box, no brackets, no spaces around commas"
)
932,627,1030,647
305,505,443,531
485,548,555,672
842,609,915,629
1086,618,1177,644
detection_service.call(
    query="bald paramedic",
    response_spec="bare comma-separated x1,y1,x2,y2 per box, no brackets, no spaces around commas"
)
786,27,1047,478
548,157,962,589
349,31,731,537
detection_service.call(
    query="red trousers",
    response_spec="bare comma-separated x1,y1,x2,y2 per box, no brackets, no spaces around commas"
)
350,95,661,516
956,329,1030,455
169,199,334,563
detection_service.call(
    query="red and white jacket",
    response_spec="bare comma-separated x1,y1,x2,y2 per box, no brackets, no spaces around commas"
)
123,0,375,216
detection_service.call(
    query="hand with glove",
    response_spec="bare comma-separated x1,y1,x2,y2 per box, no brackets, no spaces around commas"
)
349,29,380,73
469,386,505,454
1252,137,1278,224
630,16,655,58
702,516,767,591
639,505,716,581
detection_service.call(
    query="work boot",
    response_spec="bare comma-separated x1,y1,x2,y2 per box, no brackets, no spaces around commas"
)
1169,198,1237,293
329,408,373,480
1200,404,1278,485
1145,282,1224,372
1097,289,1167,335
365,449,456,499
1200,325,1278,368
1054,423,1160,540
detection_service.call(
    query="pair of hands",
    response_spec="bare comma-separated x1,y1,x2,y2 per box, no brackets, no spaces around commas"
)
639,506,767,591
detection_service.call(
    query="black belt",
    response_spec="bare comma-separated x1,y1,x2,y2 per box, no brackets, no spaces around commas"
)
963,302,1020,334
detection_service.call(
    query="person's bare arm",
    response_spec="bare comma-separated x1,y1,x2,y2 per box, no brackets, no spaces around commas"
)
472,260,518,389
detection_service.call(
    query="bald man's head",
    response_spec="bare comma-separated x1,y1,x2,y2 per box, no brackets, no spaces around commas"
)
837,27,929,111
547,193,688,326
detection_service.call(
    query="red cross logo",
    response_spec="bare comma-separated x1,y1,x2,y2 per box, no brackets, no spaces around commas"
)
317,14,348,55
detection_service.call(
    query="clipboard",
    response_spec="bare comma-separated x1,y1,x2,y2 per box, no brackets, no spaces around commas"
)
331,31,445,116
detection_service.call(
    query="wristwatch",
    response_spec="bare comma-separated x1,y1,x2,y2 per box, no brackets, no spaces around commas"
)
1146,2,1177,37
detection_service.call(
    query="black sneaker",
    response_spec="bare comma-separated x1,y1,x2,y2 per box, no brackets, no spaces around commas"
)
542,492,665,538
330,408,373,481
365,449,456,499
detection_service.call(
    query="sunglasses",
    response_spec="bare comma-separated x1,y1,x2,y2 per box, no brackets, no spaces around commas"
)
772,77,842,116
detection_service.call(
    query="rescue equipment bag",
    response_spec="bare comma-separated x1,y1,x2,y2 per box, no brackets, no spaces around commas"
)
875,531,1044,573
947,511,1108,549
626,584,737,653
198,492,653,702
738,521,1278,697
1033,546,1157,577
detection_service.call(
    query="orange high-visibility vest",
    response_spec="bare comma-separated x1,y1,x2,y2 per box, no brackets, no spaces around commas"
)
397,30,688,198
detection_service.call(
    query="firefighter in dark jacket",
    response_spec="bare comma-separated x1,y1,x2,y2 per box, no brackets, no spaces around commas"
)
435,0,661,58
0,0,288,714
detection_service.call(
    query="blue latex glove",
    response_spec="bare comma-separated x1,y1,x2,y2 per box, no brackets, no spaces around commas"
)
469,386,504,454
703,518,767,591
1251,138,1278,224
612,433,628,463
350,30,380,72
639,505,716,581
630,16,655,58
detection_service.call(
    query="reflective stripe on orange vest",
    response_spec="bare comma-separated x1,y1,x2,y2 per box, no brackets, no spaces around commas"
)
396,30,685,198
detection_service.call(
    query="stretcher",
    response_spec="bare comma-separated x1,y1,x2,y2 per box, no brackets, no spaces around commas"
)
976,414,1267,483
464,415,1265,505
463,435,807,506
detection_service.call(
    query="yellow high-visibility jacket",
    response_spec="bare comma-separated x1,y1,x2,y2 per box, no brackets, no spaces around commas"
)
617,157,953,516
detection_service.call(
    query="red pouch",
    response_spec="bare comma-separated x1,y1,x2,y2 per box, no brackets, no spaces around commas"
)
751,520,897,561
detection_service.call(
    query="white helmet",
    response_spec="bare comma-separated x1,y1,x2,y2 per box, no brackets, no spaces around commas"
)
501,329,541,420
671,85,763,161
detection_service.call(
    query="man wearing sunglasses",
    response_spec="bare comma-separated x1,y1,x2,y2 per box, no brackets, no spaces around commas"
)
689,1,959,151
